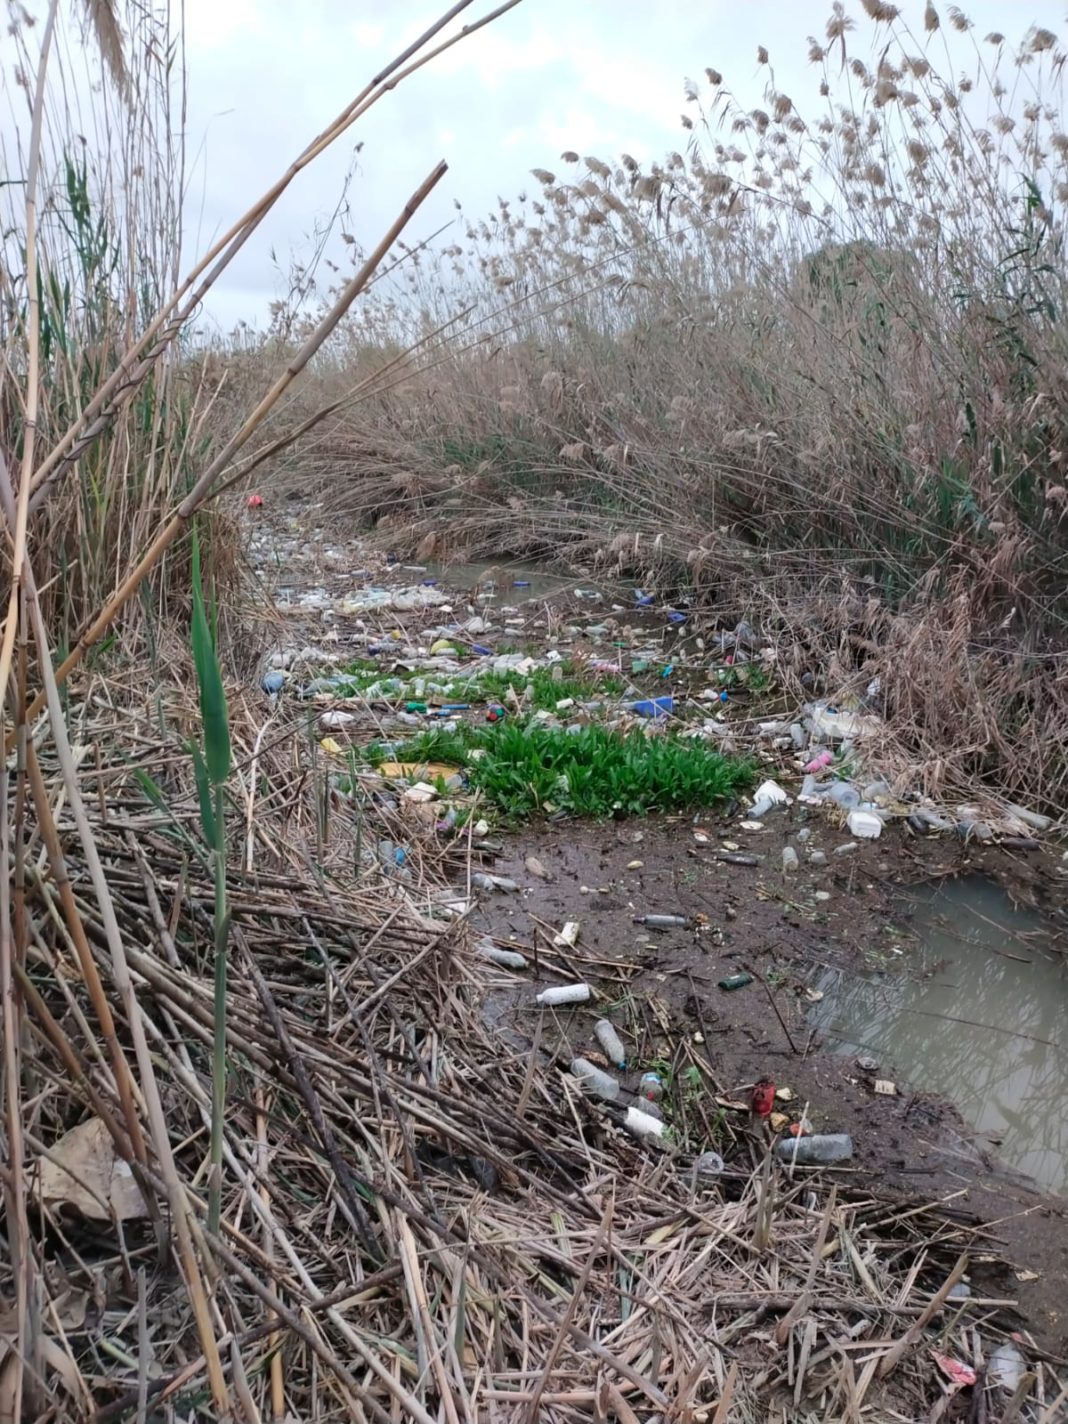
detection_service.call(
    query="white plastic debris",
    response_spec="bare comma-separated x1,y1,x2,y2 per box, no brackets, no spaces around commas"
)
553,920,581,948
320,710,356,729
623,1105,667,1140
402,782,438,803
987,1340,1027,1392
754,778,788,805
847,810,882,839
536,983,591,1007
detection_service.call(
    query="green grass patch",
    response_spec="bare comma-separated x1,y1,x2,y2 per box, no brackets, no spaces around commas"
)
332,657,626,713
366,720,751,819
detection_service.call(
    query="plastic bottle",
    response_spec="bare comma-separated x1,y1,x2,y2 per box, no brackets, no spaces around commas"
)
809,850,828,867
632,914,689,929
570,1057,621,1101
262,670,285,695
638,1071,664,1102
790,723,806,749
594,1019,628,1069
536,984,591,1006
782,847,799,873
472,873,519,892
825,781,861,810
477,944,528,970
749,779,787,819
623,1105,666,1140
693,1150,725,1181
776,1134,854,1165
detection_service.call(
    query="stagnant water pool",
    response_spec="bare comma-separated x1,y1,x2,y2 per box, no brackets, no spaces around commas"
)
808,876,1067,1195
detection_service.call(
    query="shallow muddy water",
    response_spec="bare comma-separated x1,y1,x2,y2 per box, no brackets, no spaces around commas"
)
424,557,608,604
809,876,1068,1194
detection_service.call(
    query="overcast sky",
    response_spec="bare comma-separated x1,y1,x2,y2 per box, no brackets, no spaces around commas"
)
180,0,1066,329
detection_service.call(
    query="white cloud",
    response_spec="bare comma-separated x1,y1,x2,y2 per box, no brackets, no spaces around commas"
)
172,0,1068,329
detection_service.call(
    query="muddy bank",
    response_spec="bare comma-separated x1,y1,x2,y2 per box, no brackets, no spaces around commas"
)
251,503,1068,1361
469,813,1068,1355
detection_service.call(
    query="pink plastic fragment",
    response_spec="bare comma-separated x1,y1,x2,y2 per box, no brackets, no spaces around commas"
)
932,1352,976,1388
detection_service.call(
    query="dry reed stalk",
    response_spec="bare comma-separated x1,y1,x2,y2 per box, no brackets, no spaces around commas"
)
14,164,447,741
23,2,512,514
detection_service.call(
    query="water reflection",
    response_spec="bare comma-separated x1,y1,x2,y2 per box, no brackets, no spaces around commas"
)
808,876,1067,1195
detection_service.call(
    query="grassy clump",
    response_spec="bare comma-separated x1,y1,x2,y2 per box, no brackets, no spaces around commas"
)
368,720,751,819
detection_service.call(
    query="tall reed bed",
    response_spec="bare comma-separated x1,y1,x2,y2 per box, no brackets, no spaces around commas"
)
0,2,519,1413
311,5,1068,808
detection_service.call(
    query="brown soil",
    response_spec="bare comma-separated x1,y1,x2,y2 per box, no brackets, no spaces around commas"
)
470,816,1068,1359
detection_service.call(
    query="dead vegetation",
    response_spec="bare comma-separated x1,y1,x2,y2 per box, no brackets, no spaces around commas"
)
276,6,1068,813
5,680,1064,1421
2,1,1067,1418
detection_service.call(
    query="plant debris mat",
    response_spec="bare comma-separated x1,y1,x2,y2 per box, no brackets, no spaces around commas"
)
3,743,1064,1424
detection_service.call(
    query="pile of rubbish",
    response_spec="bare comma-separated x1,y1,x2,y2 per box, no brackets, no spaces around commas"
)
255,560,1057,856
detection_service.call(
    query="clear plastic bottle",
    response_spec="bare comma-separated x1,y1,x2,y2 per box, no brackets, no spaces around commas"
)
477,942,528,970
782,846,799,873
825,781,861,810
693,1150,725,1181
594,1019,627,1069
638,1071,664,1102
776,1133,853,1165
570,1057,620,1101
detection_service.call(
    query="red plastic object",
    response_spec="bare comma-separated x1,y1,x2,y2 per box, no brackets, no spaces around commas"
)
246,493,264,508
750,1078,776,1118
932,1353,976,1388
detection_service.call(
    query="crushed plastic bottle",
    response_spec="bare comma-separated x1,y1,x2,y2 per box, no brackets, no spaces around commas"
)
638,1071,664,1103
824,781,862,810
776,1133,854,1165
472,873,519,893
594,1019,628,1069
782,846,799,873
570,1057,621,1101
